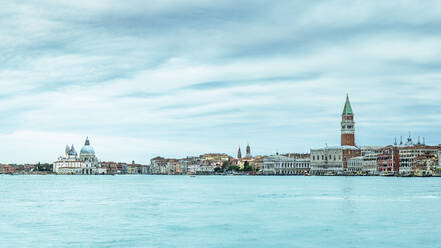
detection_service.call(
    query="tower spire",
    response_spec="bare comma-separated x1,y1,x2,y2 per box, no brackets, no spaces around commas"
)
342,94,353,116
341,94,355,147
246,144,251,158
237,146,242,159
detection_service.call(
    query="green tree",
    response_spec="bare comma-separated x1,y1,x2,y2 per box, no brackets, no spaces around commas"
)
227,165,240,171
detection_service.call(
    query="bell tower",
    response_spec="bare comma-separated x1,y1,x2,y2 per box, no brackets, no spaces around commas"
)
341,94,355,147
237,147,242,159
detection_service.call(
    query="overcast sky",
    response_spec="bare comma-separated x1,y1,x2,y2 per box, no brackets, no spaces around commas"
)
1,0,441,163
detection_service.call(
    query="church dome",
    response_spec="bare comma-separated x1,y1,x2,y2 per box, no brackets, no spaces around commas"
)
80,137,95,155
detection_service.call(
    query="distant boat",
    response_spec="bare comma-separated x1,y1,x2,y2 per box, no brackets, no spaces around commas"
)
190,174,196,178
381,171,395,177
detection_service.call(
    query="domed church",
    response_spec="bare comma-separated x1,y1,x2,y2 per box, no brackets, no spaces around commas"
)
79,137,97,162
53,137,104,174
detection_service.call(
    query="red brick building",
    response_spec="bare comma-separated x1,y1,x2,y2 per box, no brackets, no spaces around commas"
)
341,94,361,168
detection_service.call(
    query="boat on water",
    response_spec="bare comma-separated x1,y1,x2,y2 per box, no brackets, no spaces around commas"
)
381,171,395,177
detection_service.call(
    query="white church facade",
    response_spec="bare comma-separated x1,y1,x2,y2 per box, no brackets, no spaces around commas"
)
53,137,106,175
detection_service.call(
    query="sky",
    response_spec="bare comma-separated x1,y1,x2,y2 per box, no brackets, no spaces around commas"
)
1,0,441,164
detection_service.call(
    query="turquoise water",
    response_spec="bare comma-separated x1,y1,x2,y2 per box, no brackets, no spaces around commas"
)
1,176,441,248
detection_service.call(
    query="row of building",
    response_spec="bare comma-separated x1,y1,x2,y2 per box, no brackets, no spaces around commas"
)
10,94,436,176
264,95,441,176
52,137,150,175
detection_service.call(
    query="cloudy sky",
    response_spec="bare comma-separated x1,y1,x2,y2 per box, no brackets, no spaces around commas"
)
1,0,441,163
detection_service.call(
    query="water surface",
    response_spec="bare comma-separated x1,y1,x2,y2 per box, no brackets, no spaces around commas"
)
1,175,440,248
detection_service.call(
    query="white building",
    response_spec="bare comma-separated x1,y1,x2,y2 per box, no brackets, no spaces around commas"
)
362,153,379,175
53,137,104,175
347,156,363,173
310,147,343,175
263,155,310,175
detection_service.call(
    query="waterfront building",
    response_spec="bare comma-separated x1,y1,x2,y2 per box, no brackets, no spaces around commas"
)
347,156,363,173
263,154,295,175
53,137,104,175
362,152,379,175
0,164,15,174
310,146,344,175
249,155,265,172
377,146,396,173
150,156,168,174
412,154,438,176
310,94,361,175
126,161,150,174
397,144,440,174
263,154,310,175
100,161,118,174
379,135,441,174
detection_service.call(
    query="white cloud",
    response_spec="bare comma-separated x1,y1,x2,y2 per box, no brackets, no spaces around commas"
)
1,1,441,163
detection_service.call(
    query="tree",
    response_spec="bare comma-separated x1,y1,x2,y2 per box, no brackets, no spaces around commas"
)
227,165,240,171
242,161,253,172
36,163,53,172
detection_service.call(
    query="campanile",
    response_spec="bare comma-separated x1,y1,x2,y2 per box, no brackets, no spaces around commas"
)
341,94,355,146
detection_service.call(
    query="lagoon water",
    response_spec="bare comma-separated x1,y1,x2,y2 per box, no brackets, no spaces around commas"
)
1,175,441,248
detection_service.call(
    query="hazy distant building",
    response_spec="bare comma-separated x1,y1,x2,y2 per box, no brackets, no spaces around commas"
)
246,144,252,158
237,147,242,159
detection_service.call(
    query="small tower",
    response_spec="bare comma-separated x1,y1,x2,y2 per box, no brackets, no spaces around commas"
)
237,147,242,159
341,94,355,147
246,144,251,158
65,145,70,156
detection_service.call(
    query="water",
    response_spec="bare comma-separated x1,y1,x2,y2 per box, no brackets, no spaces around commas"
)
1,175,441,248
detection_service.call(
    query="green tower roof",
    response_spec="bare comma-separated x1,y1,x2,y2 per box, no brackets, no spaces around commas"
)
342,94,353,115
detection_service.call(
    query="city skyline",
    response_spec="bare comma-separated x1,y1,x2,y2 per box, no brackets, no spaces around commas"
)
2,1,441,163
